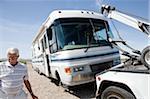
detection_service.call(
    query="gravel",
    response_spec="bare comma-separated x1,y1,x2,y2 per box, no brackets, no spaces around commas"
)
24,63,96,99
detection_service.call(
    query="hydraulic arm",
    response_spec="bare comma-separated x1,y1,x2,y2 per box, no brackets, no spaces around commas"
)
101,5,150,69
101,5,150,35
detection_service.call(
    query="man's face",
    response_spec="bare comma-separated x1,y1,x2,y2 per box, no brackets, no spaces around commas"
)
7,53,19,65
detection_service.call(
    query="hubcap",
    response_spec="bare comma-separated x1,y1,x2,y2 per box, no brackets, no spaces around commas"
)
107,95,122,99
144,51,150,65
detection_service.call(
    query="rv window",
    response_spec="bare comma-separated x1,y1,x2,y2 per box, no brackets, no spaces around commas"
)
47,27,52,40
44,35,47,49
38,43,40,50
41,39,44,52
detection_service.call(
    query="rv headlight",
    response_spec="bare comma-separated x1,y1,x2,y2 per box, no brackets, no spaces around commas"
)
73,66,84,72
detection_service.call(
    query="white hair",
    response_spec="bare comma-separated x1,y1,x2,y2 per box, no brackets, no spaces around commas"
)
7,48,19,56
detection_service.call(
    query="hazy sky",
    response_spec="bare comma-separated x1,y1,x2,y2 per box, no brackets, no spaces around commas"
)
0,0,149,59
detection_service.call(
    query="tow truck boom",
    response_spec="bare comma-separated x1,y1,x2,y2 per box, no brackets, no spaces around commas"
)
101,5,150,35
101,5,150,69
96,5,150,99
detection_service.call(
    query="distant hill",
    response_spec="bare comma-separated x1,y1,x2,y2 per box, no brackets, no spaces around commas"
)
0,58,31,64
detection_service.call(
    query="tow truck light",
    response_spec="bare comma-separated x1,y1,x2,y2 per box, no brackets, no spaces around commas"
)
97,76,101,81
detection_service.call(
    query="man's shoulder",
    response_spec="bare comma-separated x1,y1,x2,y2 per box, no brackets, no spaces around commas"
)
0,61,7,67
0,61,7,71
18,62,27,69
0,61,6,65
0,62,3,65
19,62,27,67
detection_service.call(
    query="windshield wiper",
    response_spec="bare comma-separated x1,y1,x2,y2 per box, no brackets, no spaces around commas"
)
84,19,95,53
84,34,92,53
84,45,91,53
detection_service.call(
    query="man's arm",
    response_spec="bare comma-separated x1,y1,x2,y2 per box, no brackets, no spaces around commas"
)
0,80,1,87
24,80,38,99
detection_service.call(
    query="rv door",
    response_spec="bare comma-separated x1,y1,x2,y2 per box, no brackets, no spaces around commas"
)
41,33,51,76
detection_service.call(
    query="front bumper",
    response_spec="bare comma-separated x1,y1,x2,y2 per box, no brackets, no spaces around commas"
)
63,73,95,86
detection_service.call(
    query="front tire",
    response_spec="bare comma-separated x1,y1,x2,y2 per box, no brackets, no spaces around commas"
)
100,86,135,99
54,72,68,88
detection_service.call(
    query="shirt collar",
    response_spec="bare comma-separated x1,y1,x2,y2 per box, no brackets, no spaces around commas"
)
5,61,19,68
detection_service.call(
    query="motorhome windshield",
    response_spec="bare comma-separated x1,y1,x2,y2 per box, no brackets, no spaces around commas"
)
53,18,113,50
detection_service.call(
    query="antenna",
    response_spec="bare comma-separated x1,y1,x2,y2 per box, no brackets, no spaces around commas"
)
96,0,104,8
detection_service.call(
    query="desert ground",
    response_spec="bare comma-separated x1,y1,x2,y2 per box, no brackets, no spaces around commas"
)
24,63,96,99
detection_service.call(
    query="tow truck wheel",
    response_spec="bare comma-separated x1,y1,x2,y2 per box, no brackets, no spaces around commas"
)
100,86,135,99
141,46,150,69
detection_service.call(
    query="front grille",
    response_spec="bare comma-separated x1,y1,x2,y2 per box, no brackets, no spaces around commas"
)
90,61,113,75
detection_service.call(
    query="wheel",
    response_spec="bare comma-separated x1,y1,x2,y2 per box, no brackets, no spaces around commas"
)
37,69,43,75
54,72,68,88
52,72,61,86
100,86,135,99
141,46,150,69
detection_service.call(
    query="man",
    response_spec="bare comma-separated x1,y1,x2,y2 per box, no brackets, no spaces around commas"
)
0,48,38,99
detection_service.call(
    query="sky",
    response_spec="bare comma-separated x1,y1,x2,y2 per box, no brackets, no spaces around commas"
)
0,0,149,59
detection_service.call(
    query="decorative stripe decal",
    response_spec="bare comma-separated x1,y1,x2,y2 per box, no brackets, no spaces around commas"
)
51,51,119,62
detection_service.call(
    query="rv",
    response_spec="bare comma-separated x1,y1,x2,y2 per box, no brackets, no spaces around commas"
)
31,10,120,87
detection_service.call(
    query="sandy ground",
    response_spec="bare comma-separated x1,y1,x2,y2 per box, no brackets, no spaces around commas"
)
24,63,96,99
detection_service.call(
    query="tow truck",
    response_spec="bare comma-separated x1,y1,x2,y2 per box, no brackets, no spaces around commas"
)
96,5,150,99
